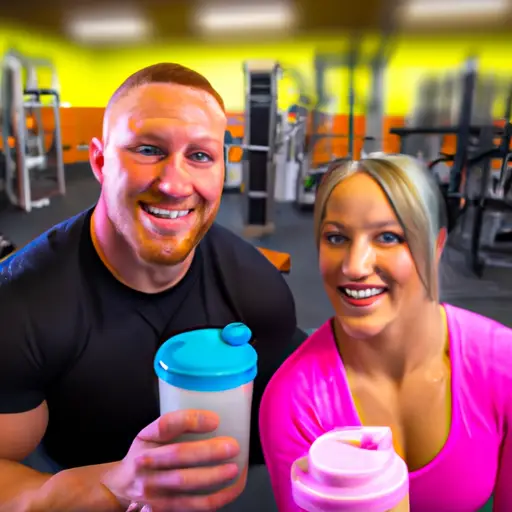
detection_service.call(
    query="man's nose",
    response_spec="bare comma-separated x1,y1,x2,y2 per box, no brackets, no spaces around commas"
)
341,239,376,280
157,154,193,197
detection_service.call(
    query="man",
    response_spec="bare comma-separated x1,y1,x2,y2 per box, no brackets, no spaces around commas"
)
0,63,305,511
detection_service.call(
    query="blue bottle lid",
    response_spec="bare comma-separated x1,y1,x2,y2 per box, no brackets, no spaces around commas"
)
154,323,258,392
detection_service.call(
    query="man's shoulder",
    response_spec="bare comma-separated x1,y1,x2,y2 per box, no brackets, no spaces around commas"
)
204,223,254,251
202,223,297,333
204,223,277,272
0,209,90,295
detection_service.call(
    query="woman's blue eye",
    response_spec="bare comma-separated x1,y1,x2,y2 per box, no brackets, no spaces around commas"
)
377,232,403,244
190,152,212,163
325,234,346,245
135,145,164,156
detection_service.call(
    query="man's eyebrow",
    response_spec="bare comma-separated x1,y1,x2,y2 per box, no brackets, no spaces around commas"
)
130,131,223,146
189,135,223,145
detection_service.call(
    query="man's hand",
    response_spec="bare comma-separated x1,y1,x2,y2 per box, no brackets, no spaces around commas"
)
101,410,244,512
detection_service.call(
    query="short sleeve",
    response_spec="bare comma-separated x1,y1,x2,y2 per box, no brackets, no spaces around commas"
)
0,284,46,413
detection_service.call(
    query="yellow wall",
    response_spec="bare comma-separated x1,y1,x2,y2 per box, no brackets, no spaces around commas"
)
1,24,511,116
0,24,95,107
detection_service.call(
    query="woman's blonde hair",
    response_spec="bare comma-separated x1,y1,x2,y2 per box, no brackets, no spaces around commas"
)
313,154,447,301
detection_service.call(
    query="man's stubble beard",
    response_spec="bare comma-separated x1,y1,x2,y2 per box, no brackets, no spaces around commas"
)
135,203,219,266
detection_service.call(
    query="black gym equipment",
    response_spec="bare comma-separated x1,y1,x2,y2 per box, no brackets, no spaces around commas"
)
241,61,280,237
390,59,512,276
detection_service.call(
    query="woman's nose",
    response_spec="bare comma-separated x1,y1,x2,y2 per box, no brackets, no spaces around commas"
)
341,240,376,280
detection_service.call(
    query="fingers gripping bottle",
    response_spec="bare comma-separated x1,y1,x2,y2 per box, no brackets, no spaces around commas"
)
291,427,409,512
154,322,257,489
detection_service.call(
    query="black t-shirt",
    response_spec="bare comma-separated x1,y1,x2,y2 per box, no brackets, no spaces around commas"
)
0,208,305,468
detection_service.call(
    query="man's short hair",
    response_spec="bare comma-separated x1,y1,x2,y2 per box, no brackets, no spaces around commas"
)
106,62,225,113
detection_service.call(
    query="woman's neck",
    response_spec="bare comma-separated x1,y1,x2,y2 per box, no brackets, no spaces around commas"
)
91,201,193,294
334,301,447,382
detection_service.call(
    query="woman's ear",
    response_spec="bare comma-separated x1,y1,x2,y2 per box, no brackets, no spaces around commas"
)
436,228,448,263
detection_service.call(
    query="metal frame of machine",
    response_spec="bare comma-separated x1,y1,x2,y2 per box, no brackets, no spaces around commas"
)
222,61,311,235
240,60,281,237
390,58,512,276
0,49,65,212
295,35,392,208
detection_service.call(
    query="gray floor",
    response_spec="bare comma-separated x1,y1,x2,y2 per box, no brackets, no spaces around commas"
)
4,164,512,511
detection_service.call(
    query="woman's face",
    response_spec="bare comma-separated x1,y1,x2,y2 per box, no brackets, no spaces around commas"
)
319,172,427,340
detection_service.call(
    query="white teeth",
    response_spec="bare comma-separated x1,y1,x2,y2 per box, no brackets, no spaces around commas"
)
143,205,190,219
342,287,385,299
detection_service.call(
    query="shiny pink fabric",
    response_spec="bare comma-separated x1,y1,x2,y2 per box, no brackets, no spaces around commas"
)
260,304,512,511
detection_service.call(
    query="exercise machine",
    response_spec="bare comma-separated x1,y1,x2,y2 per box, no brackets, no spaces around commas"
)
222,61,311,235
240,60,281,237
295,95,336,208
391,59,485,226
467,86,512,276
390,58,512,275
295,34,392,208
0,49,65,212
223,115,244,192
402,76,446,166
276,92,311,202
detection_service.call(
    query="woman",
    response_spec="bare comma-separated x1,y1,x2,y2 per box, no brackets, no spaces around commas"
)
259,155,512,512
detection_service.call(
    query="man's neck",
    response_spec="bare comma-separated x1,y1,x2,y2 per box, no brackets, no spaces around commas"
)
334,301,447,382
91,203,193,294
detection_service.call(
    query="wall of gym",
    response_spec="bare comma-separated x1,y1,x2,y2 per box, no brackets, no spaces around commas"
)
2,25,511,113
1,22,511,164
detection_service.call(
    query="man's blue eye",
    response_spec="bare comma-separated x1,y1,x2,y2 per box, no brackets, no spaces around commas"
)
135,145,163,156
190,152,212,163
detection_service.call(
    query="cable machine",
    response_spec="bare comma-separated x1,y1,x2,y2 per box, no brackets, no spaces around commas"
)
0,49,65,212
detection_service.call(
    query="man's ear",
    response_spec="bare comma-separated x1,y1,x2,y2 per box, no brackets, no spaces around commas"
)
89,138,105,184
436,227,448,263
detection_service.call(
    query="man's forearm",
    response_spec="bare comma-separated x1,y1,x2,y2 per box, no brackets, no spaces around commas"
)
0,460,51,509
0,459,124,512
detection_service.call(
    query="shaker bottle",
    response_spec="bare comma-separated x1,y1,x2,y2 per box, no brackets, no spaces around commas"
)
291,426,409,512
154,322,257,488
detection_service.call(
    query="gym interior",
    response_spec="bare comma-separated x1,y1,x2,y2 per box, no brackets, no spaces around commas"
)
1,1,512,510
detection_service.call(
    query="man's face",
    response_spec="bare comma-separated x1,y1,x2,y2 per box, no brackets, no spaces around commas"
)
91,83,227,266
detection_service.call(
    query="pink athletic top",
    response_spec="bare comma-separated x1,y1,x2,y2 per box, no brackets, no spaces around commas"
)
259,304,512,511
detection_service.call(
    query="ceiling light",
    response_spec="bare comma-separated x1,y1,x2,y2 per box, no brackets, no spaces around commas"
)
194,3,296,33
66,13,152,44
402,0,508,19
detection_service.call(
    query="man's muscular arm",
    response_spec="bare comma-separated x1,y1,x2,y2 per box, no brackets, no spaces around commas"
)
0,403,122,512
0,461,122,512
0,282,123,512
